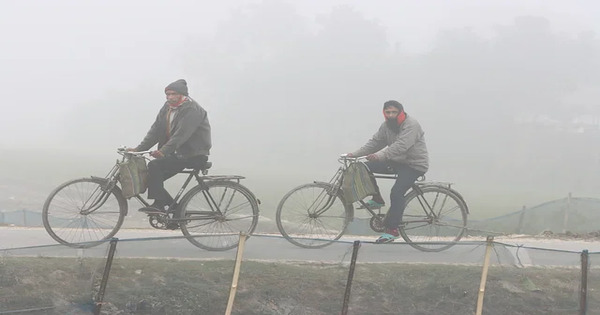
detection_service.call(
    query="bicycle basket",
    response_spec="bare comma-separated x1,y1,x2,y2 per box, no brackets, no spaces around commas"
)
118,156,148,199
341,162,377,204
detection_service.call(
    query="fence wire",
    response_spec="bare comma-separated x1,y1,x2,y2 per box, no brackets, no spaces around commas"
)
0,233,598,315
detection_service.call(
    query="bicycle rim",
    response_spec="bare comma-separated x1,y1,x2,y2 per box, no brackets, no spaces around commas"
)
42,178,126,248
399,186,467,252
276,182,350,248
179,181,259,251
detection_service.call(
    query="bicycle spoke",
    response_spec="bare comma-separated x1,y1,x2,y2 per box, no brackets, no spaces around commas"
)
276,183,349,248
400,186,467,252
180,181,258,251
43,178,125,247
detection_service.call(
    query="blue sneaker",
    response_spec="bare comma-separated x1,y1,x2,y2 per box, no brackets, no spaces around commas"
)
376,228,399,244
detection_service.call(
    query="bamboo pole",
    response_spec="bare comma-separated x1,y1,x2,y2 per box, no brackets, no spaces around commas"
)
476,236,494,315
225,232,248,315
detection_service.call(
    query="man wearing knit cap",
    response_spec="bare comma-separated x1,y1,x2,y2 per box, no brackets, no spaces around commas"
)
347,100,428,244
130,79,211,215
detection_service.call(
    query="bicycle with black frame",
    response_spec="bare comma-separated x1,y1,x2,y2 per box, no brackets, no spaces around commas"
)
276,155,469,252
42,147,260,250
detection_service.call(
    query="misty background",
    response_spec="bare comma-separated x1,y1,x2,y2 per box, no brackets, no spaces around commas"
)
1,0,599,222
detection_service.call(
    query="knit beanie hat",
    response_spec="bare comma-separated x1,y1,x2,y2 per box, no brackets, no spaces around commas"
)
165,79,189,96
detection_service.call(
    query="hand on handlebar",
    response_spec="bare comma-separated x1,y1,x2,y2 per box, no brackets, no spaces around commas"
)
150,150,164,159
366,154,379,161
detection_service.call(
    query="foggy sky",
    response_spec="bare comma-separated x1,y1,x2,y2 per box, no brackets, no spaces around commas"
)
1,0,600,217
1,0,598,148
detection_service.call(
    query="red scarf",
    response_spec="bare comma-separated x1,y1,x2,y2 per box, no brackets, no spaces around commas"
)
169,96,187,109
382,110,407,125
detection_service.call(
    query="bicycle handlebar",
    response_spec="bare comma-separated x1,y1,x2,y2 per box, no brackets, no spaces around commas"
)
338,154,367,163
117,146,152,156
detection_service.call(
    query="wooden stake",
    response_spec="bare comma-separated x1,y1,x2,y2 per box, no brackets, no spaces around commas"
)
580,249,589,315
341,240,361,315
476,236,494,315
225,232,248,315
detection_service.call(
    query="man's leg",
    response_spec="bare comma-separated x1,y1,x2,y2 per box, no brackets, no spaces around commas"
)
364,160,396,205
383,164,424,229
146,155,188,209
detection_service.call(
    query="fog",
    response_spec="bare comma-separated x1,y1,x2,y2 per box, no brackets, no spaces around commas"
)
1,0,600,218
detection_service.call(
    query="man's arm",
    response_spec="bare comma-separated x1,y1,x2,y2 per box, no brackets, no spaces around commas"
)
351,124,387,157
136,112,162,151
158,108,204,156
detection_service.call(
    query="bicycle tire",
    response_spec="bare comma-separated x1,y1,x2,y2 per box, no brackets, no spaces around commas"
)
276,182,353,249
42,177,127,248
179,180,259,251
399,185,468,252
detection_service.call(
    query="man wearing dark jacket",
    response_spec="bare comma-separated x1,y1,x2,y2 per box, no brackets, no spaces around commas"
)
131,79,211,212
348,100,428,243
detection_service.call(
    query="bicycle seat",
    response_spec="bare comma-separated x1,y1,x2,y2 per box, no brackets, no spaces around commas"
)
183,161,212,171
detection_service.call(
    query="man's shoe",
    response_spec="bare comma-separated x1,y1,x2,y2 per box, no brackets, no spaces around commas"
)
138,201,166,214
375,228,400,244
358,200,385,210
138,206,165,214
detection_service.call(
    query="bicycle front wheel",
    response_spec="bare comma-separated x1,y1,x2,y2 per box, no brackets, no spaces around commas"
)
42,177,127,248
399,185,468,252
276,182,352,249
179,181,259,251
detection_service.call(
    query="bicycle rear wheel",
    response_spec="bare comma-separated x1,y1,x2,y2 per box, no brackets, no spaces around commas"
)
42,177,127,248
276,182,352,248
399,185,467,252
179,181,259,251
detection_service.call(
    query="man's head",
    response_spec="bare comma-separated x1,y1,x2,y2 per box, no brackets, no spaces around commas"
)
165,79,188,105
382,100,406,129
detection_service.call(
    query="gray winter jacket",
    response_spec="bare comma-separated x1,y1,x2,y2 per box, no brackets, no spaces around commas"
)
352,115,429,173
136,98,211,158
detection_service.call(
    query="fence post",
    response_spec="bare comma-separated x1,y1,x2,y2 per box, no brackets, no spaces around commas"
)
22,209,27,226
516,205,527,234
0,211,4,225
95,238,118,315
225,232,248,315
341,240,361,315
563,193,572,234
476,236,494,315
580,249,589,315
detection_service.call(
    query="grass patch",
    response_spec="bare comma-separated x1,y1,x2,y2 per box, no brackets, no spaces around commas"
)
0,257,598,314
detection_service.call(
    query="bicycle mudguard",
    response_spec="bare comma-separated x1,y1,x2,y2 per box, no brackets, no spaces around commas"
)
202,175,245,181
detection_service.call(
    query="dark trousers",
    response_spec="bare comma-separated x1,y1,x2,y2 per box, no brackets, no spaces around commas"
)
147,155,208,204
365,160,424,229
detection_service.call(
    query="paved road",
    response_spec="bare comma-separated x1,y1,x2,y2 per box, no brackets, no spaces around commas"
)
2,227,599,267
